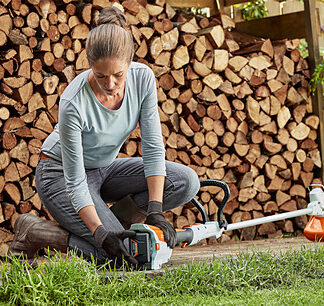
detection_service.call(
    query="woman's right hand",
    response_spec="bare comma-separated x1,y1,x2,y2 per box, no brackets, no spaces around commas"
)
93,225,138,267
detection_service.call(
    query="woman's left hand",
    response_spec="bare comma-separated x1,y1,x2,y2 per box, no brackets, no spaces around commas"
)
145,212,177,248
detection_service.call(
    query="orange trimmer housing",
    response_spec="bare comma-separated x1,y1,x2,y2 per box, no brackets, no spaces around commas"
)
304,216,324,242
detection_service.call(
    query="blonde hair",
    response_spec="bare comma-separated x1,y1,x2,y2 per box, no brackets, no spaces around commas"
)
86,6,134,65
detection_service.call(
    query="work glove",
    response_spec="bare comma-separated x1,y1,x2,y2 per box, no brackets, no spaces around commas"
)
93,225,138,267
145,201,177,249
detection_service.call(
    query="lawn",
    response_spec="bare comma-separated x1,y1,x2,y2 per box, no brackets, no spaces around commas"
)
0,243,323,305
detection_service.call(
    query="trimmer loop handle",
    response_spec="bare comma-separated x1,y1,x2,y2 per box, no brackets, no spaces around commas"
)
190,179,230,228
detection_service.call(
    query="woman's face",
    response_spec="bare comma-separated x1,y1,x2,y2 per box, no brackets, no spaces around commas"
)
91,57,130,96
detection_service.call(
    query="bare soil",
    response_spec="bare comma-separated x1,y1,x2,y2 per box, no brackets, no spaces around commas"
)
169,236,316,266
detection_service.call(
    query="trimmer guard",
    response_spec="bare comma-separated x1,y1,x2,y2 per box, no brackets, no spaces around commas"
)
304,216,324,242
304,185,324,242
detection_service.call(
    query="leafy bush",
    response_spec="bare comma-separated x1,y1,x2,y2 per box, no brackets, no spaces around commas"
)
297,39,309,59
311,58,324,94
241,0,268,21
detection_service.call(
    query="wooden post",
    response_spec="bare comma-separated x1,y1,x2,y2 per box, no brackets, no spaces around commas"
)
304,0,324,181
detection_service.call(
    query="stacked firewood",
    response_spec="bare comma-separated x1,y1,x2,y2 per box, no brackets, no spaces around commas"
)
0,0,322,254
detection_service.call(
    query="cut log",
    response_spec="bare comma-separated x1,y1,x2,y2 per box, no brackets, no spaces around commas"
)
228,56,248,72
290,122,310,140
277,106,291,129
220,13,235,29
193,59,211,77
161,28,179,51
197,86,217,102
172,45,189,69
283,56,294,76
249,56,271,70
246,96,260,125
225,68,242,84
216,94,231,119
213,49,229,72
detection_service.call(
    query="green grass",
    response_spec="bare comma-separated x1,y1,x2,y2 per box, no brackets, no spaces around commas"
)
1,244,323,305
129,280,324,305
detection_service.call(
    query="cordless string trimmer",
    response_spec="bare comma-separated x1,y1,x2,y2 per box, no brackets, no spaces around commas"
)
129,180,324,270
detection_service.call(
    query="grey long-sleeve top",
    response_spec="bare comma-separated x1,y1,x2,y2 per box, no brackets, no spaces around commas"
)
41,62,166,212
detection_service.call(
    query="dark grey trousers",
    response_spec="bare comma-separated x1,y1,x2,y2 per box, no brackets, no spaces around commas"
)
35,157,200,263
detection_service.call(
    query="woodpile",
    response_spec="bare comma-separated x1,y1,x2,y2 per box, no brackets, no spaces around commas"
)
0,0,322,253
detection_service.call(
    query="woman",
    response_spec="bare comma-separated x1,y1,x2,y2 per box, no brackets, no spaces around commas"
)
9,6,200,267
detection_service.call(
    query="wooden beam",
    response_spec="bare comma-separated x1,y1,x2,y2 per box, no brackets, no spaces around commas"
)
235,11,306,40
304,0,324,181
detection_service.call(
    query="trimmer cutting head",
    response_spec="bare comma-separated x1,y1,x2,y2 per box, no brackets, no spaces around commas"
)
304,216,324,242
304,185,324,242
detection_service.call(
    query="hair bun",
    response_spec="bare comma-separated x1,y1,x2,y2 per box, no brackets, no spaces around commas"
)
96,6,128,30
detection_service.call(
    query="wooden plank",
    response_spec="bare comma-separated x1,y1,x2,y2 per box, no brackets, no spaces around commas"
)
225,0,248,6
317,1,324,27
235,11,306,40
166,0,218,15
304,0,324,181
267,0,281,17
319,34,324,50
317,2,324,49
282,0,304,14
233,6,244,22
319,34,324,47
166,0,217,9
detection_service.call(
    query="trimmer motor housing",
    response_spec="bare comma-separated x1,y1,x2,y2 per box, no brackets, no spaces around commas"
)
129,224,172,270
129,222,225,270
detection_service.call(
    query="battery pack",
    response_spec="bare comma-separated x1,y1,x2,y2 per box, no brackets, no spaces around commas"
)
129,232,151,264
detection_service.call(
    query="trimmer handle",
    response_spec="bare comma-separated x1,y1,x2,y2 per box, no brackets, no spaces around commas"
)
191,180,230,228
176,228,193,244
